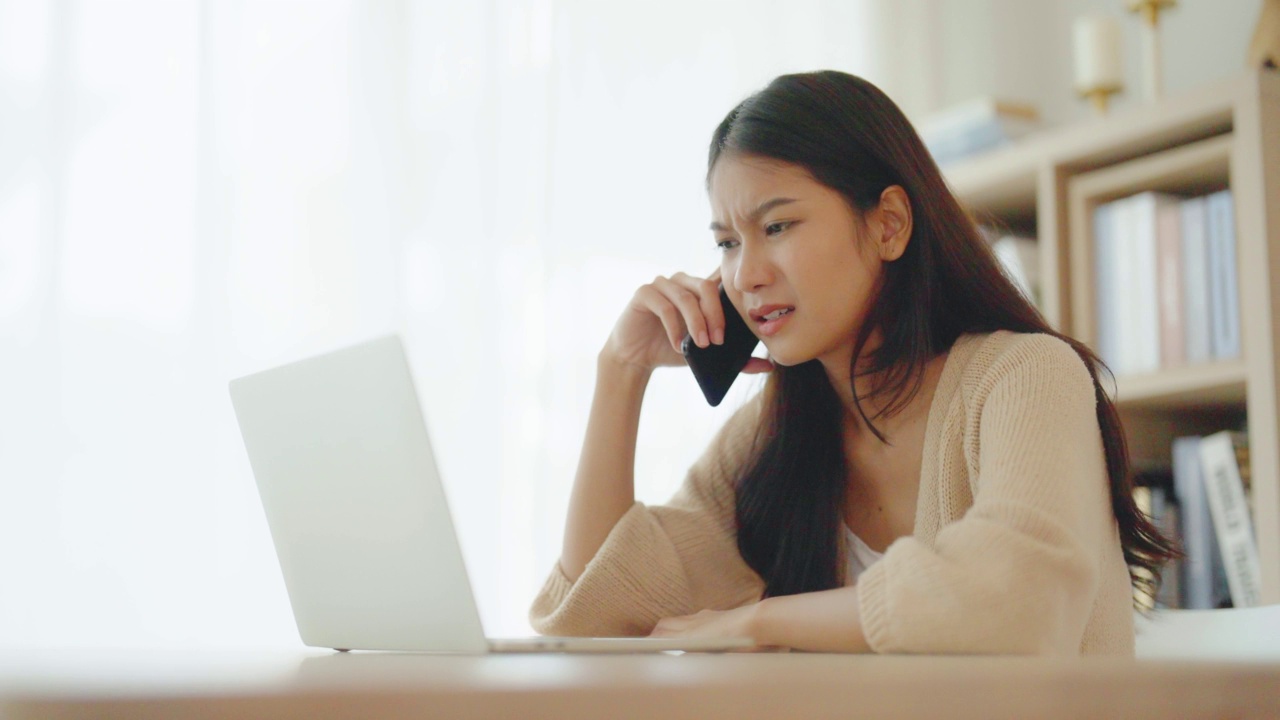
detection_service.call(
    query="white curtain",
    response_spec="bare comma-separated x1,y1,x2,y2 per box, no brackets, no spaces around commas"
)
0,0,875,648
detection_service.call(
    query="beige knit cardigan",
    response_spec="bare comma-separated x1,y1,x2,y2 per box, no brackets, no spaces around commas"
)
530,331,1136,655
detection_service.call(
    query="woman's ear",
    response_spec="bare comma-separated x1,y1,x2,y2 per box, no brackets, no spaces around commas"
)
869,186,912,261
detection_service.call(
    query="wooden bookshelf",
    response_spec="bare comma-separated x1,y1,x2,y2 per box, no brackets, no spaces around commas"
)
1111,359,1247,410
943,70,1280,604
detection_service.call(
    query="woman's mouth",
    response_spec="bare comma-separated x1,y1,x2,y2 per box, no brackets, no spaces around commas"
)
750,305,795,337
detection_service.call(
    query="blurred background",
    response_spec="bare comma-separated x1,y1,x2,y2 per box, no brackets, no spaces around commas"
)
0,0,1260,648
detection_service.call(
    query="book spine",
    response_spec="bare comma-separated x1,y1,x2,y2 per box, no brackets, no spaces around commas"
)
1149,486,1181,609
1129,193,1161,374
1207,190,1240,359
1155,196,1185,368
1133,486,1156,610
1180,196,1212,364
1093,202,1118,370
1111,198,1136,375
1198,430,1263,607
1172,436,1221,608
1131,483,1182,609
1136,192,1167,368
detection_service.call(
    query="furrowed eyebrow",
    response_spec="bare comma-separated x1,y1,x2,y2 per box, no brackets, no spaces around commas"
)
709,197,798,232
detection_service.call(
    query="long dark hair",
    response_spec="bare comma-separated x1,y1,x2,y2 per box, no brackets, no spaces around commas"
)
712,71,1177,602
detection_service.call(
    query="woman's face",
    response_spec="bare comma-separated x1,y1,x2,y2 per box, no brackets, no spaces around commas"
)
708,154,894,369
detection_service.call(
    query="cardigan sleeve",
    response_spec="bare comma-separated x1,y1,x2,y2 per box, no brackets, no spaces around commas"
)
529,396,766,637
856,334,1114,655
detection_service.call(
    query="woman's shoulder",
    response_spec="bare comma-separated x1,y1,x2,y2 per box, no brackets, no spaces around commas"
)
951,330,1092,395
943,332,1101,457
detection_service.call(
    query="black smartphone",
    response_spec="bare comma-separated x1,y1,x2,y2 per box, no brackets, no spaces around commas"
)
681,286,761,407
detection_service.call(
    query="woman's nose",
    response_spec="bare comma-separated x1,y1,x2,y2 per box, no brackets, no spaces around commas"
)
731,241,773,293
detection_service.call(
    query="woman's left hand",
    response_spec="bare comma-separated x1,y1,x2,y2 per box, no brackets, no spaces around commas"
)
650,604,783,651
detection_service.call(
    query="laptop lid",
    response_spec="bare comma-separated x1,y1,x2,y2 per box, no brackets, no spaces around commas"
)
229,335,488,653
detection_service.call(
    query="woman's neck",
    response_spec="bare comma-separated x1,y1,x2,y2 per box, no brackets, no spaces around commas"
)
820,338,941,442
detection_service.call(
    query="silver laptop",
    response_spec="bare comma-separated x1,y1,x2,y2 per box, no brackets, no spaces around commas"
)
229,335,751,654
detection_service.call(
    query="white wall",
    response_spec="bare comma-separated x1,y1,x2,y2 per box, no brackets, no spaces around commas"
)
869,0,1263,127
0,0,882,650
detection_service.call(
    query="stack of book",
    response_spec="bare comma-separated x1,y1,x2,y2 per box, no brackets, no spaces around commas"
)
919,98,1041,166
1164,430,1262,609
1093,189,1238,376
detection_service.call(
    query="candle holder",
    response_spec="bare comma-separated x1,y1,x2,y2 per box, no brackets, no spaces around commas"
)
1073,15,1124,116
1248,0,1280,69
1078,84,1123,115
1127,0,1177,101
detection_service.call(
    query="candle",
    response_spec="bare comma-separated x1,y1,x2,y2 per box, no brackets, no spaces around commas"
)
1073,15,1123,90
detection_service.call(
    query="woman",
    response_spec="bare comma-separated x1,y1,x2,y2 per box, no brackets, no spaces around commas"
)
530,70,1176,655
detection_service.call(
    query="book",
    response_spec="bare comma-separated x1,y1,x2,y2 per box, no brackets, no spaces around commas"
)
1095,191,1233,375
1155,197,1185,367
1171,436,1231,609
1127,193,1173,374
1106,197,1140,374
1133,485,1158,610
1103,193,1164,375
1206,190,1240,359
1095,192,1203,374
1112,195,1143,374
919,98,1040,165
1198,430,1262,607
1149,484,1182,610
1133,482,1182,609
1179,196,1212,364
1093,202,1119,370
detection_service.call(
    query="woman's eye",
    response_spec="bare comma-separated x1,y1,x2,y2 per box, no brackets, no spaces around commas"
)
765,221,792,236
716,238,739,251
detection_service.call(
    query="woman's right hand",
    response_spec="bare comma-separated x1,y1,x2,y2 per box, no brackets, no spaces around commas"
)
603,271,729,371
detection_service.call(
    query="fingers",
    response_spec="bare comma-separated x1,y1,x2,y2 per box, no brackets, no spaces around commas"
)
736,644,788,654
667,273,725,347
741,357,775,374
650,610,768,651
633,284,691,355
630,272,726,358
652,276,707,350
647,274,721,352
648,617,683,638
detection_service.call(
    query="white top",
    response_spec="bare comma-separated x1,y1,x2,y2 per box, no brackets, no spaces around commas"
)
843,525,885,586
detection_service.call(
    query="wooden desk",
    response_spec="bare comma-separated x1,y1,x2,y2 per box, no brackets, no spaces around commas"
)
2,649,1279,719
